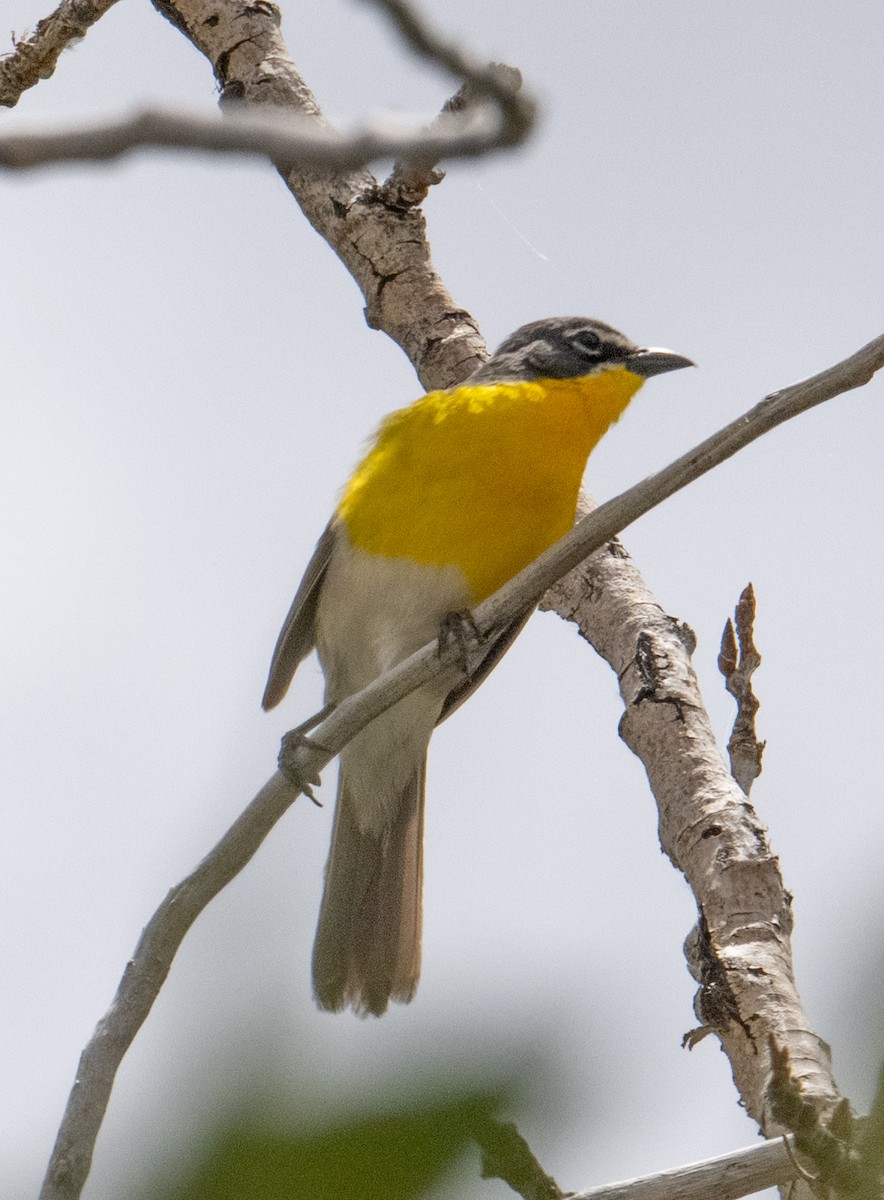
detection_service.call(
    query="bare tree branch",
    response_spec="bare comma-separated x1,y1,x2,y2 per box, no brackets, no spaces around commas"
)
569,1134,800,1200
0,0,535,174
538,342,884,1161
0,0,120,108
0,101,496,168
0,95,530,171
40,333,884,1200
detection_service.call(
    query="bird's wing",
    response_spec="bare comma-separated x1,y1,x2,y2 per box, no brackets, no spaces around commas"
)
436,605,536,725
262,521,337,711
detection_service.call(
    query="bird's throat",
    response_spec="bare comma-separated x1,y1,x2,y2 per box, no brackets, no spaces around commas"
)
339,368,645,602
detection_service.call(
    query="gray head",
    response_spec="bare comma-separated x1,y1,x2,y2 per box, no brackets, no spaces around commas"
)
468,316,694,384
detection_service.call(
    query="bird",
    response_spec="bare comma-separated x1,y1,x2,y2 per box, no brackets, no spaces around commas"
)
262,316,693,1017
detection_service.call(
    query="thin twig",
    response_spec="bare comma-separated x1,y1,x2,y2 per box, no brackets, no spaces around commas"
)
0,99,530,171
39,332,884,1200
0,0,120,108
569,1135,800,1200
718,583,765,794
475,1116,567,1200
283,330,884,790
0,0,534,171
368,0,532,146
378,63,523,209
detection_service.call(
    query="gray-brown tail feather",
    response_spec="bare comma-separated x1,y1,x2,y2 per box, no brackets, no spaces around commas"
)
312,765,425,1016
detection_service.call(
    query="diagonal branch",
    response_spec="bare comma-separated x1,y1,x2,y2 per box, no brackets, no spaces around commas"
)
286,330,884,782
538,340,884,1157
0,0,121,108
39,333,884,1200
568,1133,800,1200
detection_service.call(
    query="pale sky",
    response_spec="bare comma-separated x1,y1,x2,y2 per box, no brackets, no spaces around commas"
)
3,2,884,1197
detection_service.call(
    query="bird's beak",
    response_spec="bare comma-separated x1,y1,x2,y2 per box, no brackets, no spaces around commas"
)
626,348,695,378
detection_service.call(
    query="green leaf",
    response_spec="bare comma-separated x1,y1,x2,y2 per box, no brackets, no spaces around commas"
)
154,1089,503,1200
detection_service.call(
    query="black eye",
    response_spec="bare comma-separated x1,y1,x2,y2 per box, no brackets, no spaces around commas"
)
570,330,602,359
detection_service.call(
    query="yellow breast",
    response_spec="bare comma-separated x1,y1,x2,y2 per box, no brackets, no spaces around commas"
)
338,368,644,602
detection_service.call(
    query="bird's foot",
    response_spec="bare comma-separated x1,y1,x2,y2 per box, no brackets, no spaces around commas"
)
437,609,485,677
278,701,335,805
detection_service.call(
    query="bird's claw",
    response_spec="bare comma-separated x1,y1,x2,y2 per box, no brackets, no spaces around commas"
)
278,705,335,805
437,609,485,677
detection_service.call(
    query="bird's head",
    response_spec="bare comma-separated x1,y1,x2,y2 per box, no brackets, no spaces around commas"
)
469,316,694,384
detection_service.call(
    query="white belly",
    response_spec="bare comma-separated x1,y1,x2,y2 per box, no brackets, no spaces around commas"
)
314,531,473,833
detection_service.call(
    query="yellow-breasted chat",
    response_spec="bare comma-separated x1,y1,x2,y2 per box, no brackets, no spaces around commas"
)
263,316,693,1016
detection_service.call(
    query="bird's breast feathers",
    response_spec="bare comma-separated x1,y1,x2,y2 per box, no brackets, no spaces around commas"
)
336,371,644,602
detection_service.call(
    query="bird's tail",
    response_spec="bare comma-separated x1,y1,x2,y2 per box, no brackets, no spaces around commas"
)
312,764,425,1016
